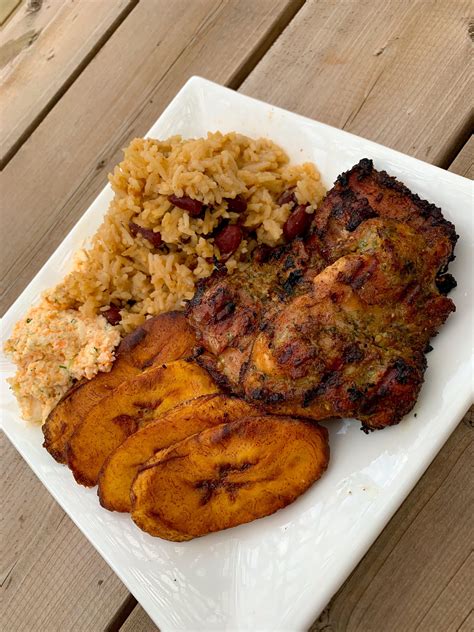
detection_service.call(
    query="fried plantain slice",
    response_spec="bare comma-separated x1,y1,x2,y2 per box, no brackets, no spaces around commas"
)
67,360,219,487
43,311,196,463
98,394,260,513
131,416,329,541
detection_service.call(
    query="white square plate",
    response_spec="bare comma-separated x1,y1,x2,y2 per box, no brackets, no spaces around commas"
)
1,77,473,631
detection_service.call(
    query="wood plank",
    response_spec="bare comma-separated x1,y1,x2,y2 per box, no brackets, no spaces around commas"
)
0,0,304,315
449,135,474,179
0,433,131,631
415,553,474,632
241,0,472,167
0,0,137,166
120,606,157,632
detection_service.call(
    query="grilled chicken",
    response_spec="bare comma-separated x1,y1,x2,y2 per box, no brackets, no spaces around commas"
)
186,160,457,430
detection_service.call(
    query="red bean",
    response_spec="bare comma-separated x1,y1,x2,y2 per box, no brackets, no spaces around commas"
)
168,194,204,217
277,189,297,206
103,305,122,326
283,205,313,241
129,222,162,248
226,195,247,213
214,225,243,256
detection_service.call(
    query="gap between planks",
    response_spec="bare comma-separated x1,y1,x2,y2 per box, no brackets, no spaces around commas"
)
240,0,473,168
0,0,139,169
105,594,139,632
0,0,304,169
226,0,305,90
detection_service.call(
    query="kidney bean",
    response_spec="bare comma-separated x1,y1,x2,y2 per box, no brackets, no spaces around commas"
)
168,194,204,217
277,189,297,206
103,305,122,326
129,222,162,248
283,204,313,241
209,218,229,237
226,195,247,213
214,225,243,256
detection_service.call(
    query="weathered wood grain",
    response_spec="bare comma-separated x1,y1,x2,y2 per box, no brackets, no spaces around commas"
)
449,135,474,179
458,609,474,632
0,433,131,632
0,0,304,315
120,605,157,632
241,0,473,167
0,0,137,166
415,552,473,632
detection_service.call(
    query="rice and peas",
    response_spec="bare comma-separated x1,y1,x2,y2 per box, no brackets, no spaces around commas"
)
4,132,325,422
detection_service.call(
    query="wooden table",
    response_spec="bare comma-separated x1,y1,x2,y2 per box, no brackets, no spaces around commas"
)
1,1,472,630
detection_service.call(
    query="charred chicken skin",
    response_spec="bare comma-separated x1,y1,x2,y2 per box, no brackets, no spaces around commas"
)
186,159,457,430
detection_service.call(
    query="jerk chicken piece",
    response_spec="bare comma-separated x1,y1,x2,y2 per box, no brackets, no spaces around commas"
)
186,160,457,430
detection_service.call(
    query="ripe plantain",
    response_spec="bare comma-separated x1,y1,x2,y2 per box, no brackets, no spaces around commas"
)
67,360,219,487
43,311,196,463
131,416,329,541
98,394,260,513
